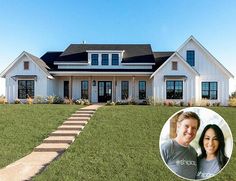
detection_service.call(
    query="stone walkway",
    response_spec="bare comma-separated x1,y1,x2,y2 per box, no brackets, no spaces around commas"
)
0,104,103,181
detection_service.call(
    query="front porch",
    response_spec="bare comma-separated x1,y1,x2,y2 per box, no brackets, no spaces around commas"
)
52,75,152,103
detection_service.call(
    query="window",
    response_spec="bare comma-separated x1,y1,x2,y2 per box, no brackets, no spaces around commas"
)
166,80,183,99
81,81,89,99
139,81,146,99
102,54,109,65
91,54,98,65
202,82,217,99
112,54,119,65
172,61,178,70
64,81,69,98
18,80,34,99
186,50,195,66
24,61,29,70
121,81,129,100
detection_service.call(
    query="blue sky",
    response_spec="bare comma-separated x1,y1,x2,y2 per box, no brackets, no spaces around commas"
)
0,0,236,95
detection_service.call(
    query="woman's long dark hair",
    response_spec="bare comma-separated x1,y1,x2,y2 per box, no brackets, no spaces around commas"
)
198,124,228,169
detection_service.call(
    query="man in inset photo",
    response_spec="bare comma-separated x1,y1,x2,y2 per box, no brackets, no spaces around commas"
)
161,111,201,179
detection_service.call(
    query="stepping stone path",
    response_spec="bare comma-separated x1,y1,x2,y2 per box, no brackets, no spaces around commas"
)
0,104,103,181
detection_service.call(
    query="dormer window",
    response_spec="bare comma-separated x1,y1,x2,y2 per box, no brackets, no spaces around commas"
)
186,50,195,66
101,54,109,65
24,61,29,70
91,54,98,65
112,54,119,65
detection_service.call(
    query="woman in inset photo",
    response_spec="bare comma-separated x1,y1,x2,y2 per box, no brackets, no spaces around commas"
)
196,124,229,179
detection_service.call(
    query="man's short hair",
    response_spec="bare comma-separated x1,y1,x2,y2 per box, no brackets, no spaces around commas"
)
177,111,201,129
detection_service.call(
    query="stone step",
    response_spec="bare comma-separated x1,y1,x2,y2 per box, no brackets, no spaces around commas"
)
57,125,84,130
80,108,97,111
71,114,92,117
43,136,75,144
50,130,81,136
63,120,87,125
75,111,95,114
67,117,90,121
34,143,70,152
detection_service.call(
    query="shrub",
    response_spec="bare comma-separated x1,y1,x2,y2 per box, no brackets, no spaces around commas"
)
64,98,73,104
180,101,185,107
33,96,46,104
53,96,64,104
229,98,236,107
14,99,21,104
196,99,211,107
46,96,54,104
106,101,115,106
26,97,33,104
212,102,221,107
0,96,7,104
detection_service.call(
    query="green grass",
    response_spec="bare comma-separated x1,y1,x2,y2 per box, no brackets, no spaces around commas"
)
34,106,236,181
0,104,81,169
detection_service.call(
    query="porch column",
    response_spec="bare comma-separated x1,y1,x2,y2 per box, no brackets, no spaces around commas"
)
89,76,92,101
112,76,116,102
132,76,135,99
69,76,73,99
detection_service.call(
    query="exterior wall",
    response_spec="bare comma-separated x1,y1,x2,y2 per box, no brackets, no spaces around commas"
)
5,55,48,102
178,39,230,105
153,55,196,104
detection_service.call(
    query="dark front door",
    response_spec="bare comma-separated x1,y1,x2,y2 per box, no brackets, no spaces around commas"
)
98,81,112,102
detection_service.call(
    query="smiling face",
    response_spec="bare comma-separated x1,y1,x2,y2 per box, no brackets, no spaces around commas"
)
176,118,198,146
203,128,220,157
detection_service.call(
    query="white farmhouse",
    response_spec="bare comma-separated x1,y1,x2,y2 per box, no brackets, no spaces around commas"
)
1,36,233,105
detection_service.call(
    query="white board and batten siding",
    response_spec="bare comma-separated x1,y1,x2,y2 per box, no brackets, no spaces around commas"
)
178,39,231,105
4,54,48,102
152,54,197,103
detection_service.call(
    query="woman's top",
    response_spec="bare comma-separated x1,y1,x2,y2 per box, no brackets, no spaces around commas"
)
196,157,220,179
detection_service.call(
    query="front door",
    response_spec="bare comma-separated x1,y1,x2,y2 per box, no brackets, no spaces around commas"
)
98,81,112,102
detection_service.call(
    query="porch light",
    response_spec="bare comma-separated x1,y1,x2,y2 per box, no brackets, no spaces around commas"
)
92,80,96,86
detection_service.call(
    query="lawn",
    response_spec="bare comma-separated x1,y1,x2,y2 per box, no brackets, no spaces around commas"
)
0,104,81,169
34,106,236,181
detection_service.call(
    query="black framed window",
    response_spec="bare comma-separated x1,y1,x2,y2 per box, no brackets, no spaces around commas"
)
102,54,109,65
139,81,146,99
186,50,195,66
121,81,129,100
166,80,183,99
18,80,34,99
81,81,89,99
202,82,217,99
64,81,69,98
91,54,98,65
112,54,119,65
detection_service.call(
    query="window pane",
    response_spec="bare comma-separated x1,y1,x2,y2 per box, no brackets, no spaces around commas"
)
102,54,109,65
64,81,69,98
201,82,217,99
112,54,119,65
91,54,98,65
166,80,183,99
121,81,129,100
81,81,88,99
99,82,104,96
139,81,146,99
18,80,34,99
186,50,195,66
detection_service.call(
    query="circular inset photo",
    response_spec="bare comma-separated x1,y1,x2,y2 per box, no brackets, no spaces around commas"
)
159,107,233,180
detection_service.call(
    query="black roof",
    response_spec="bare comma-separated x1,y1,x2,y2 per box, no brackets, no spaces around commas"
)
58,44,155,63
41,52,63,70
40,45,174,72
152,51,174,70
